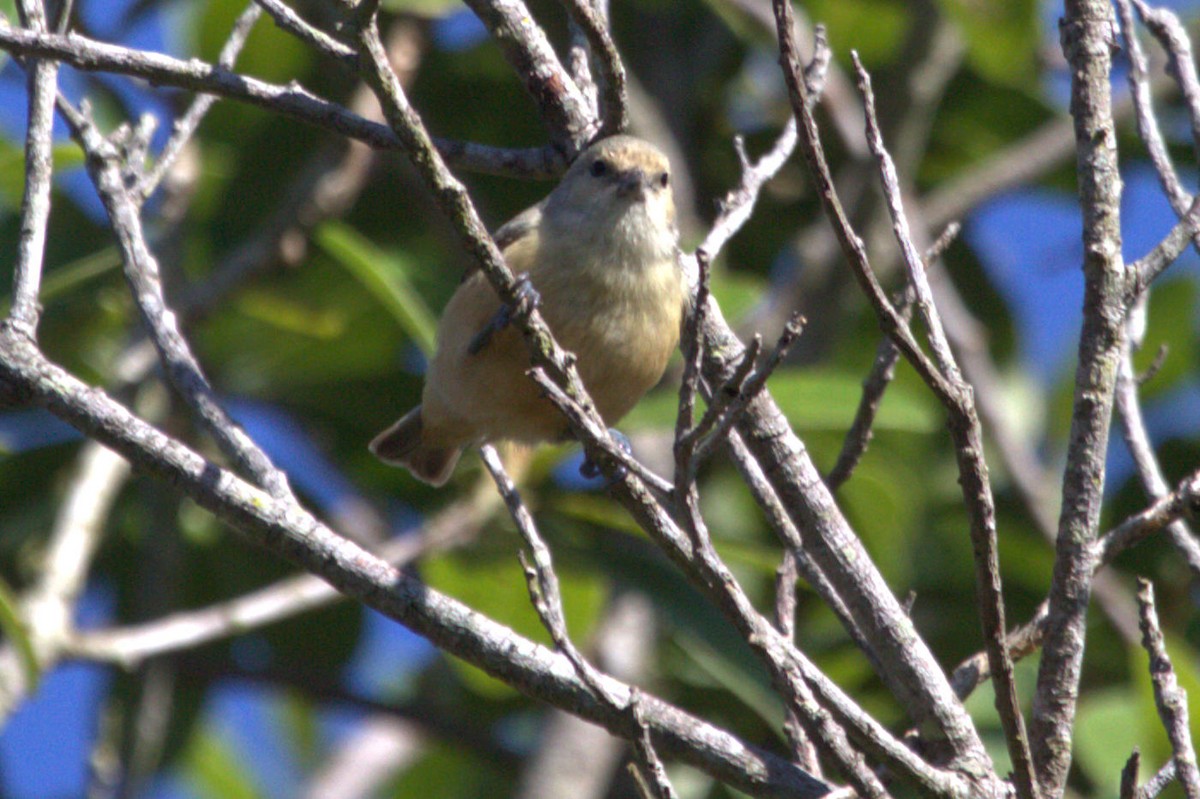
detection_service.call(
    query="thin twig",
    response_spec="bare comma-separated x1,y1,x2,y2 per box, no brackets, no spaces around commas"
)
480,445,678,798
692,314,804,465
557,0,627,135
458,0,595,149
673,249,712,497
1145,760,1179,799
66,103,295,501
1136,580,1200,799
138,2,262,201
254,0,354,65
825,287,912,490
8,0,60,337
1095,468,1200,564
1121,749,1142,799
852,53,958,382
0,323,833,799
1031,2,1129,792
628,690,680,799
1116,342,1200,575
0,26,567,178
852,50,1036,799
774,552,821,774
1126,197,1200,300
699,122,798,259
1134,0,1200,159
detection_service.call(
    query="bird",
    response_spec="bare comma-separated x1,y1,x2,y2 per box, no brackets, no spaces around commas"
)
370,135,684,486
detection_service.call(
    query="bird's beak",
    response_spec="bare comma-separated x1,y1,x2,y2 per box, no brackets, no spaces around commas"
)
617,168,648,198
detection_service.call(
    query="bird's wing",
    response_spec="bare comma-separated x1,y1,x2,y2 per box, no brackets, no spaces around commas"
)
493,201,544,253
457,201,544,283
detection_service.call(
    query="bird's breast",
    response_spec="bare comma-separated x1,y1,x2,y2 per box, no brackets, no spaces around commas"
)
537,257,683,423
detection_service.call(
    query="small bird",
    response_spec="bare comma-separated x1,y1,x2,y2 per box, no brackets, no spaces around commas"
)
370,135,684,486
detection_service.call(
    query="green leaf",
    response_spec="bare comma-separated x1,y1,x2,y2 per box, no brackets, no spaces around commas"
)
937,0,1038,85
1075,686,1151,795
0,577,38,693
710,270,768,328
672,630,785,735
234,290,348,339
802,0,909,63
0,139,85,208
316,221,438,356
422,546,606,697
37,247,122,304
385,744,507,798
624,367,939,433
184,730,264,799
278,691,320,768
381,0,462,17
1137,276,1197,398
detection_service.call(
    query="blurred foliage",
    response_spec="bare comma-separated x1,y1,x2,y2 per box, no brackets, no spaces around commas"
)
1,0,1200,796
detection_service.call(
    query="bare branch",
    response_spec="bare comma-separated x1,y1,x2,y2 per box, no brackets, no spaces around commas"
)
1030,3,1128,791
850,51,1037,799
1134,0,1200,158
628,690,680,799
852,53,959,382
67,491,487,666
825,287,913,491
673,249,713,496
692,315,804,466
138,2,263,201
1095,468,1200,569
1136,580,1200,799
458,0,595,149
557,0,627,136
1122,750,1142,799
0,26,566,178
8,0,60,337
0,442,130,719
0,326,833,799
699,122,798,260
66,104,295,501
1126,198,1200,300
255,0,355,65
1145,760,1179,799
1116,342,1200,575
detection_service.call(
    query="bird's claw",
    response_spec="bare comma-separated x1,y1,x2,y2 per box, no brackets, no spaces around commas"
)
468,275,541,355
579,429,632,485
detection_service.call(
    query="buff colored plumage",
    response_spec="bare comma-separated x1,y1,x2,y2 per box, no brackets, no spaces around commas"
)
371,136,683,485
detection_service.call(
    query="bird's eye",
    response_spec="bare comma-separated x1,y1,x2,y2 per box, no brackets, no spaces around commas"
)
658,172,670,189
590,159,608,177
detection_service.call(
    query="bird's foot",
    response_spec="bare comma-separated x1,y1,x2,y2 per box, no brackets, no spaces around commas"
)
579,428,632,485
468,275,541,355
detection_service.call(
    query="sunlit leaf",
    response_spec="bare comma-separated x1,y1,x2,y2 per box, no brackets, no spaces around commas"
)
1075,687,1150,795
386,743,507,798
1138,276,1197,398
422,547,606,697
278,691,319,767
234,290,347,339
317,221,439,356
39,247,121,305
382,0,462,17
0,139,85,207
937,0,1038,85
0,577,38,693
672,630,785,735
185,730,263,799
625,368,939,433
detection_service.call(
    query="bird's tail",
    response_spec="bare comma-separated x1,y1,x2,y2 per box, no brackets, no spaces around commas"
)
369,406,462,487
